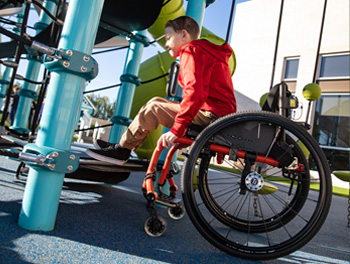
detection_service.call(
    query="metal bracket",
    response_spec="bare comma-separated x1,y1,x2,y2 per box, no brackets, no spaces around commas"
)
18,88,38,99
120,73,141,86
21,143,79,173
26,54,43,62
110,115,132,126
44,49,98,81
128,32,150,47
0,79,10,85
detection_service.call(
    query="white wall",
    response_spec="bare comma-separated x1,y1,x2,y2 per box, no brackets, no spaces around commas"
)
231,0,281,103
230,0,349,109
321,0,350,53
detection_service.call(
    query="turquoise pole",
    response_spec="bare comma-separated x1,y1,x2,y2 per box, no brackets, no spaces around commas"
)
11,0,58,133
186,0,206,30
0,66,11,111
0,13,23,115
109,30,147,143
11,59,40,132
18,0,104,231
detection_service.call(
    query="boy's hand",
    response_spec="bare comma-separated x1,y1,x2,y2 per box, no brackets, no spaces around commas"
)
158,132,178,149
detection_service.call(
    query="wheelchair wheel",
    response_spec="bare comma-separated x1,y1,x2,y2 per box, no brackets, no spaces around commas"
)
196,132,310,233
181,111,332,261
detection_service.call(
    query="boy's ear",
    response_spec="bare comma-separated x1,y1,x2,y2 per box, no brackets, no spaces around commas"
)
181,29,191,41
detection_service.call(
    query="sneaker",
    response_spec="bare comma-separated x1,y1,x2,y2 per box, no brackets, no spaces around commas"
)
0,0,24,17
93,139,116,150
86,144,131,165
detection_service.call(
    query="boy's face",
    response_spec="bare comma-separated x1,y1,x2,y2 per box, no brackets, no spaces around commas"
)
165,27,190,58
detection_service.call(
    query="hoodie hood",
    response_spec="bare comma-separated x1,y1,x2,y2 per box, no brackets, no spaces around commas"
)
182,39,232,64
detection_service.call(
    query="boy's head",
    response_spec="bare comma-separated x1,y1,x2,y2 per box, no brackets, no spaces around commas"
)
165,16,200,58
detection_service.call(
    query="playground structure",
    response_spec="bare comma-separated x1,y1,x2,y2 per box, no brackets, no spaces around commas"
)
0,0,337,261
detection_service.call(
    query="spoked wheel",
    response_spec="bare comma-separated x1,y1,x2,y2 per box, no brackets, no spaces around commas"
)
181,111,332,261
196,133,310,233
144,216,167,237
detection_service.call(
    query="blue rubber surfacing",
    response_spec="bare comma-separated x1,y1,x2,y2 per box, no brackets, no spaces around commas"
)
0,157,349,264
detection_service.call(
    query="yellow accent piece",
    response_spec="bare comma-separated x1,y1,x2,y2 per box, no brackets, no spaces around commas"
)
333,171,350,182
258,182,278,195
297,140,310,158
259,93,269,108
302,83,322,101
290,98,296,107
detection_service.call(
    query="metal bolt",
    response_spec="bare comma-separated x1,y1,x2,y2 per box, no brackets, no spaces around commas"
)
83,56,90,62
81,66,87,72
37,155,46,165
63,61,70,68
52,152,59,158
67,165,73,171
69,154,75,160
66,50,73,56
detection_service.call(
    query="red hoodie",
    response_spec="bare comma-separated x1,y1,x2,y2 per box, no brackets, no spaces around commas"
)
170,39,237,137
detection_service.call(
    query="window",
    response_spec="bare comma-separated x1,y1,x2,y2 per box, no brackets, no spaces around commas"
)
312,94,349,170
317,53,350,93
283,58,299,80
319,53,350,79
282,57,299,92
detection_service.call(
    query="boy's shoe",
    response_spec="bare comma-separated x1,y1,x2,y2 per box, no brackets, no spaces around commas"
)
86,144,131,165
0,0,24,17
93,139,116,150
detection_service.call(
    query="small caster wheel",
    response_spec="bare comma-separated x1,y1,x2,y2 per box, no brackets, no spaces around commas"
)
144,216,167,237
170,161,180,174
168,204,186,220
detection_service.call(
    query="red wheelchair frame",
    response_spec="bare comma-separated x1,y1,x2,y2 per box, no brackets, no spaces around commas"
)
143,135,304,201
141,131,305,237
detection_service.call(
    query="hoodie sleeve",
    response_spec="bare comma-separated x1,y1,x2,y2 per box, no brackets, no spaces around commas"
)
170,45,213,137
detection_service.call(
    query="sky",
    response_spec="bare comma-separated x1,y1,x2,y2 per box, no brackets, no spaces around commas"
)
1,0,250,103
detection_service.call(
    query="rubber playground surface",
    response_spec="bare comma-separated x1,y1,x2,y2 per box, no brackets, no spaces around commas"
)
0,156,349,264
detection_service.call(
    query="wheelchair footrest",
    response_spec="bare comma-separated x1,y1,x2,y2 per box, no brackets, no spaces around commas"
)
155,194,182,208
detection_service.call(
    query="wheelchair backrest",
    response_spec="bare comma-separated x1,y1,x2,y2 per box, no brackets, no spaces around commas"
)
262,82,297,118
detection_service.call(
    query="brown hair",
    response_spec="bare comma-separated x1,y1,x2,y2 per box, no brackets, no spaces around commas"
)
13,85,20,92
165,16,200,40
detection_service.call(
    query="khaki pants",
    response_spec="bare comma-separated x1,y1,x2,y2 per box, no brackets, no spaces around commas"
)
120,97,217,150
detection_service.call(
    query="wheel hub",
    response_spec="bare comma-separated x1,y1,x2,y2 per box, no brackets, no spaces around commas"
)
245,171,264,191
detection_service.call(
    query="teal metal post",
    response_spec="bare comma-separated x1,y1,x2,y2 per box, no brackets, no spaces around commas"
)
109,30,148,143
18,0,104,231
186,0,207,30
0,66,11,111
0,13,23,114
11,0,58,134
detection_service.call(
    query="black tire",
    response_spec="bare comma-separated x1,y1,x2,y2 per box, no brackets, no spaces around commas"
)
181,111,332,261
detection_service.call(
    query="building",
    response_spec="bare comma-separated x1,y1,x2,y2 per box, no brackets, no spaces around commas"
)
230,0,349,171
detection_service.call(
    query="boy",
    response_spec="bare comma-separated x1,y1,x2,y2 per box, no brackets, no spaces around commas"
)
86,16,236,165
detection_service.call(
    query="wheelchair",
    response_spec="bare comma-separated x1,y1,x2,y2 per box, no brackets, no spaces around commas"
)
141,82,332,261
